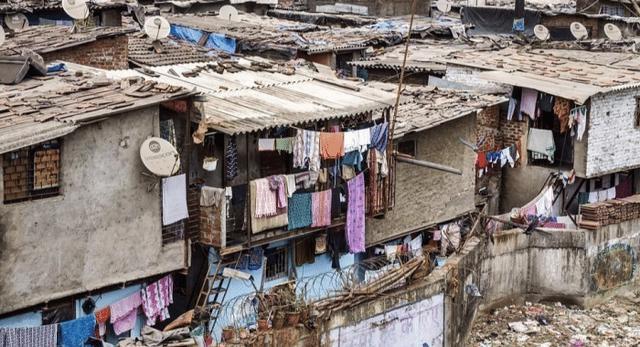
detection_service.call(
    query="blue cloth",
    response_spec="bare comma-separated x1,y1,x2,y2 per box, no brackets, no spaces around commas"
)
287,193,312,230
369,122,388,152
343,150,363,171
47,63,67,73
204,33,237,53
170,24,204,44
58,315,95,347
512,18,525,32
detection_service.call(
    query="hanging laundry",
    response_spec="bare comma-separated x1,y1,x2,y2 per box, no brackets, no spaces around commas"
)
95,307,111,338
588,192,598,203
432,228,441,241
110,291,142,335
571,106,587,141
527,128,556,163
507,97,517,121
294,236,316,266
268,175,287,209
331,187,343,218
410,235,423,257
520,88,538,120
375,149,389,177
258,138,275,151
607,187,616,200
141,275,173,326
0,325,57,347
578,192,590,205
343,129,359,153
597,189,608,202
501,148,515,168
311,190,332,227
355,128,371,152
539,93,555,113
319,131,345,159
341,165,356,180
327,230,347,269
553,97,571,134
200,186,225,208
254,178,278,218
616,176,633,198
284,174,297,197
293,130,305,169
288,193,313,230
522,204,537,217
343,150,363,170
162,174,189,226
346,174,366,253
59,315,96,347
225,137,239,181
476,151,488,173
275,137,294,153
369,122,388,152
304,130,321,171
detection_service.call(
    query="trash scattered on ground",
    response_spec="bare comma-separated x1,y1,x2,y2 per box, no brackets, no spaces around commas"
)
470,297,640,346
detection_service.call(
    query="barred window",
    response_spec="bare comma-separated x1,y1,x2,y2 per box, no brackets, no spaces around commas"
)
265,247,288,281
600,4,625,17
3,140,61,204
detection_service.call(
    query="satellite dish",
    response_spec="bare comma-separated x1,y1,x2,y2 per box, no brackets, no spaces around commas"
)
144,16,171,41
0,27,4,47
534,24,550,41
219,5,239,22
604,23,623,41
436,0,452,13
62,0,89,20
140,137,181,177
4,13,29,31
570,22,589,40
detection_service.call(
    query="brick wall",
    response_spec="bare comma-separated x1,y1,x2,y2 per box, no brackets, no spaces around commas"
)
587,89,640,177
42,34,129,70
307,0,431,16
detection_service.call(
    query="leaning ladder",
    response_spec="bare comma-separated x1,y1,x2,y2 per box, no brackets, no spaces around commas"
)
194,252,240,334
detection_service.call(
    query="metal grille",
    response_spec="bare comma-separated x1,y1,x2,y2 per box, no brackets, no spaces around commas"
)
3,140,61,204
265,247,288,281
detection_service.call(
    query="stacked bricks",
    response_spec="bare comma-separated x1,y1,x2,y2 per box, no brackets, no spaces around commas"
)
33,149,60,189
42,35,129,70
2,149,30,202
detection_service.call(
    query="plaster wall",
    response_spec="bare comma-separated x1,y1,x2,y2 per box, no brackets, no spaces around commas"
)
0,107,187,315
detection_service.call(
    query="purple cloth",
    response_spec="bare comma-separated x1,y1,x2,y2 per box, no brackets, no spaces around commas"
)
0,325,57,347
110,291,142,335
520,88,538,120
346,173,365,253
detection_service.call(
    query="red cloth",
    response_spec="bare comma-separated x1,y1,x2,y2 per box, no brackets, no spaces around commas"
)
616,176,633,199
95,306,110,338
476,151,487,169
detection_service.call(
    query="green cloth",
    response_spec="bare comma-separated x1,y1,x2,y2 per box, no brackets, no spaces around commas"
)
275,137,293,153
288,193,312,230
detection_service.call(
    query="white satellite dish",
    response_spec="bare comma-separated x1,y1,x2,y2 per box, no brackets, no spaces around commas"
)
534,24,550,41
4,13,29,31
219,5,239,22
570,22,588,40
604,23,623,41
140,137,181,177
62,0,89,20
0,27,5,47
436,0,452,13
144,16,171,41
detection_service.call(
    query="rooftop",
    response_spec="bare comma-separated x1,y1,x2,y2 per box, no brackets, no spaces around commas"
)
0,25,134,56
0,68,191,154
128,35,222,66
0,0,133,12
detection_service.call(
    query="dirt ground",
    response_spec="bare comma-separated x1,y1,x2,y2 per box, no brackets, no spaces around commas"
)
468,296,640,346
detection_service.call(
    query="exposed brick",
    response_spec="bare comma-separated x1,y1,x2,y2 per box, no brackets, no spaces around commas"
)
42,35,129,70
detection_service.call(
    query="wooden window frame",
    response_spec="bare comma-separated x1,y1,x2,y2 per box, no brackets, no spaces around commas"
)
265,247,288,282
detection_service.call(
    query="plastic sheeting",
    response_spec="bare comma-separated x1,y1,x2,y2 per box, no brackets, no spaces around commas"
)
169,24,237,53
169,24,203,44
205,33,237,53
462,6,541,36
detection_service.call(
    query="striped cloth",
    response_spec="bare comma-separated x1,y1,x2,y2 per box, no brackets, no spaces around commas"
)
0,325,57,347
311,190,332,227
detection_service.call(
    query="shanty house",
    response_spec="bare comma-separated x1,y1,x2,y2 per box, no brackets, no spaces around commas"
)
0,0,130,26
0,68,195,341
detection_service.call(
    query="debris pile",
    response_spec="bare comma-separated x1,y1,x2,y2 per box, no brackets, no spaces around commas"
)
470,299,640,346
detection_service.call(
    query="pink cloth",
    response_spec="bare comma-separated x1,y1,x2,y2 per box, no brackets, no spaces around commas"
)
110,292,142,335
273,175,287,209
523,204,537,217
141,275,173,326
254,178,278,218
346,174,365,253
311,190,332,227
520,88,538,120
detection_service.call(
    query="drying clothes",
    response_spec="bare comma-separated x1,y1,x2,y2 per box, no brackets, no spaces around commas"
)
318,168,328,184
110,291,142,335
95,307,110,337
597,190,608,202
225,137,239,181
341,165,356,180
327,230,348,269
375,149,389,177
231,185,247,206
571,106,587,141
346,174,365,253
275,137,294,153
294,236,316,266
319,132,345,159
507,97,517,121
369,122,388,152
254,178,278,218
355,128,371,151
284,174,297,197
522,204,537,217
162,174,189,226
616,176,633,198
288,193,313,230
0,325,57,347
59,315,96,347
331,187,343,218
302,130,321,171
538,93,555,113
553,97,572,133
578,192,590,205
141,275,173,326
476,151,488,170
293,130,305,168
607,187,616,200
268,175,287,209
343,129,359,153
432,229,441,241
311,190,332,227
294,171,317,190
588,192,598,203
200,186,225,208
527,128,556,163
502,148,515,168
520,88,538,120
258,138,275,151
343,150,363,170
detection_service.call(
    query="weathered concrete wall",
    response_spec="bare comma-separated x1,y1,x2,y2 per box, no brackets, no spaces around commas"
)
307,0,431,16
366,115,477,246
0,107,187,315
586,89,640,178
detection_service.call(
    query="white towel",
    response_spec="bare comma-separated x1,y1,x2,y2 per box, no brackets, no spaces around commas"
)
607,187,616,200
285,174,297,198
343,130,360,153
258,138,275,151
162,174,189,225
527,128,556,163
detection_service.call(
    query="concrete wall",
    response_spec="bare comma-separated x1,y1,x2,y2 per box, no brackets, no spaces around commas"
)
0,107,186,315
307,0,431,16
586,89,640,178
366,115,477,246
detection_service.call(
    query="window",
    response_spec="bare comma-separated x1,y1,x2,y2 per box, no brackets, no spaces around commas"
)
3,140,61,204
600,4,625,16
397,139,416,157
265,247,288,281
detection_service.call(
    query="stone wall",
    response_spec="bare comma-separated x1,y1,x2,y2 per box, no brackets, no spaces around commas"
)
0,107,187,315
366,115,477,246
307,0,431,16
42,35,129,70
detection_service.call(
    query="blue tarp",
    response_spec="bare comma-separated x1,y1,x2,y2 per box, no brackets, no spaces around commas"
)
170,24,204,44
204,33,237,53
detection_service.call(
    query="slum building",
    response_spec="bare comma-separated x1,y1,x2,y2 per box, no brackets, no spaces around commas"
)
0,0,130,26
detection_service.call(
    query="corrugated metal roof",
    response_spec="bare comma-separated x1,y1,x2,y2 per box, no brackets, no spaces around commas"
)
128,35,219,67
348,59,446,73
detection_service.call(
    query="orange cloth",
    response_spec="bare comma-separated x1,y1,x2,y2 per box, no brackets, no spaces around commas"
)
95,307,111,337
319,132,345,159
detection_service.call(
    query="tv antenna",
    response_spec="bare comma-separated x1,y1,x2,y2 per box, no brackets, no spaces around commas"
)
533,24,550,41
218,5,239,22
570,22,588,40
604,23,623,41
144,16,171,53
4,13,29,32
62,0,90,33
435,0,452,14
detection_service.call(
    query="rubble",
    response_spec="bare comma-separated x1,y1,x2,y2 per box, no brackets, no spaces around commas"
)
470,298,640,346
